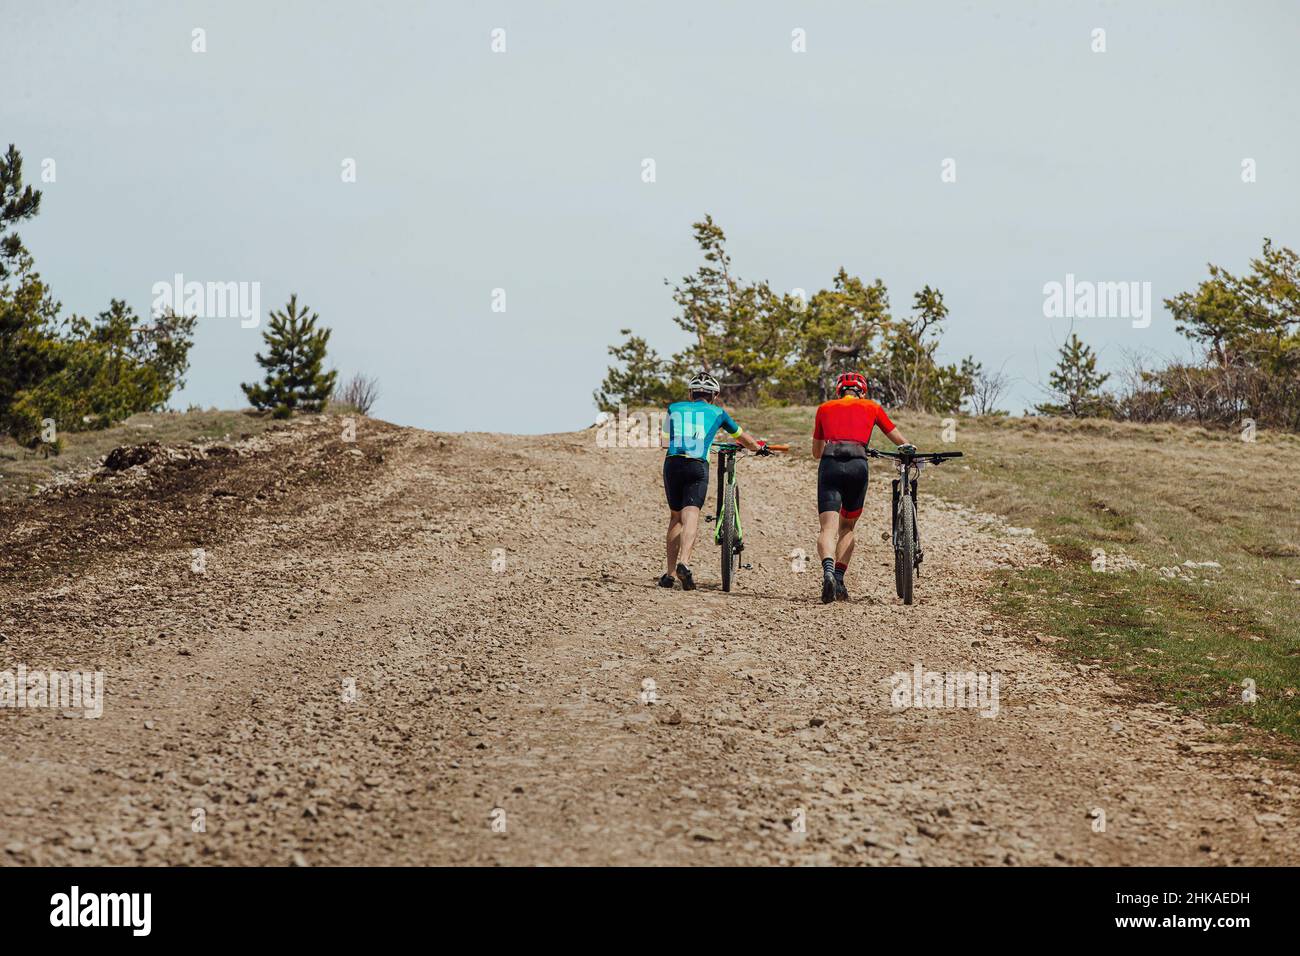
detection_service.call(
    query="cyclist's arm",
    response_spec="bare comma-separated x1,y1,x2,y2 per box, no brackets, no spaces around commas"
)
717,407,761,452
884,426,910,446
812,438,826,459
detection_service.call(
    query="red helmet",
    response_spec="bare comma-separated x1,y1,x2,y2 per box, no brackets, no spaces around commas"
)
835,372,869,397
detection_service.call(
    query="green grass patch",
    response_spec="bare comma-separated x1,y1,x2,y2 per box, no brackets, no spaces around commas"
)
739,406,1300,747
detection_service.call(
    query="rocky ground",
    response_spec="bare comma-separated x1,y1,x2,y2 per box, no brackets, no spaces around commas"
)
1,415,1296,865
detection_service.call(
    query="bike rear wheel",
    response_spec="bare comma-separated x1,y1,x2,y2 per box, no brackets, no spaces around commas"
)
896,494,916,605
720,481,737,592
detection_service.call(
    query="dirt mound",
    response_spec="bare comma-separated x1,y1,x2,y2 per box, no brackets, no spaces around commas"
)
102,442,163,471
0,415,401,586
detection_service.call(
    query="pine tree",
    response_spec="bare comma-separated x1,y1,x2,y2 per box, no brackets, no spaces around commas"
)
1,145,196,447
241,294,337,418
595,215,979,410
593,330,679,412
1036,333,1112,417
1,143,43,281
1,144,62,445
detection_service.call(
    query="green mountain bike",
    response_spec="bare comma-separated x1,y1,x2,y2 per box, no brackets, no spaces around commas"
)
709,441,788,592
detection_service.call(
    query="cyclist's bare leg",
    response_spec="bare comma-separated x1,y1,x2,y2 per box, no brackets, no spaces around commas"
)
816,511,842,603
677,506,701,568
836,514,859,567
816,511,840,560
665,510,683,573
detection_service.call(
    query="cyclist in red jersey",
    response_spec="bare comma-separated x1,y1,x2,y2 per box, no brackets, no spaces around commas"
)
811,372,914,603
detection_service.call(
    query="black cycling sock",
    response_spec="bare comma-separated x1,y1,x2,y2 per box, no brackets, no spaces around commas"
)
820,558,836,604
833,565,846,583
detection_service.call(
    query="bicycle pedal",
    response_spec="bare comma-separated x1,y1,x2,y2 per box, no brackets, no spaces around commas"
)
741,563,753,570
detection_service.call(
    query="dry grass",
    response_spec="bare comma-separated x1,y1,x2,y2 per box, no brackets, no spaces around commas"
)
740,406,1300,745
0,409,276,500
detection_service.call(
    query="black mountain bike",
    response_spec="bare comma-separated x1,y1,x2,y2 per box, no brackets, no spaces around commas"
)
866,447,962,605
707,441,788,592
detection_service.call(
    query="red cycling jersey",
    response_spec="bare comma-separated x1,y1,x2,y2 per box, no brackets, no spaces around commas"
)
813,396,896,443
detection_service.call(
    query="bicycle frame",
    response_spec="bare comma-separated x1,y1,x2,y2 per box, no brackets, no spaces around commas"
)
715,447,736,523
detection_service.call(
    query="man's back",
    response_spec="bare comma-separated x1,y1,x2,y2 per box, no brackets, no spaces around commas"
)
813,395,895,444
664,400,740,459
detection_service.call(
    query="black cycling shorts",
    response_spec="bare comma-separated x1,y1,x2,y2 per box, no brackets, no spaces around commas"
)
817,453,869,519
663,455,710,511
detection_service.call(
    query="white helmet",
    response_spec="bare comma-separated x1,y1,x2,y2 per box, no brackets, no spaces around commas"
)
688,372,721,395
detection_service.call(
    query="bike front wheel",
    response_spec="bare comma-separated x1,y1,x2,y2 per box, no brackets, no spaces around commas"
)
720,482,737,592
895,494,916,605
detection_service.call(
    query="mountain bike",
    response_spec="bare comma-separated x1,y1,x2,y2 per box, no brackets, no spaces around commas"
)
865,447,963,605
708,441,788,592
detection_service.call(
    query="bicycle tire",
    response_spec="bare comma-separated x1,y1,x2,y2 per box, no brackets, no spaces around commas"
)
896,493,916,605
720,481,736,593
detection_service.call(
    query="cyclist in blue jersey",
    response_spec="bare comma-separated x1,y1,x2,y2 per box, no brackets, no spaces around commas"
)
659,372,768,590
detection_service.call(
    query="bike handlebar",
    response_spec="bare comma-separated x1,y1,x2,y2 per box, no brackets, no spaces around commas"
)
714,442,790,452
866,448,963,464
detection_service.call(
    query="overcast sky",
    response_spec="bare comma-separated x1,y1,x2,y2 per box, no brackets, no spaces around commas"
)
5,0,1298,433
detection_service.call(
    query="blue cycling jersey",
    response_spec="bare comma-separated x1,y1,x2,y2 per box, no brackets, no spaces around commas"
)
662,401,742,460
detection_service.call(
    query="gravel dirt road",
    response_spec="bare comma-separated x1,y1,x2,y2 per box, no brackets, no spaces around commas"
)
2,416,1297,865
